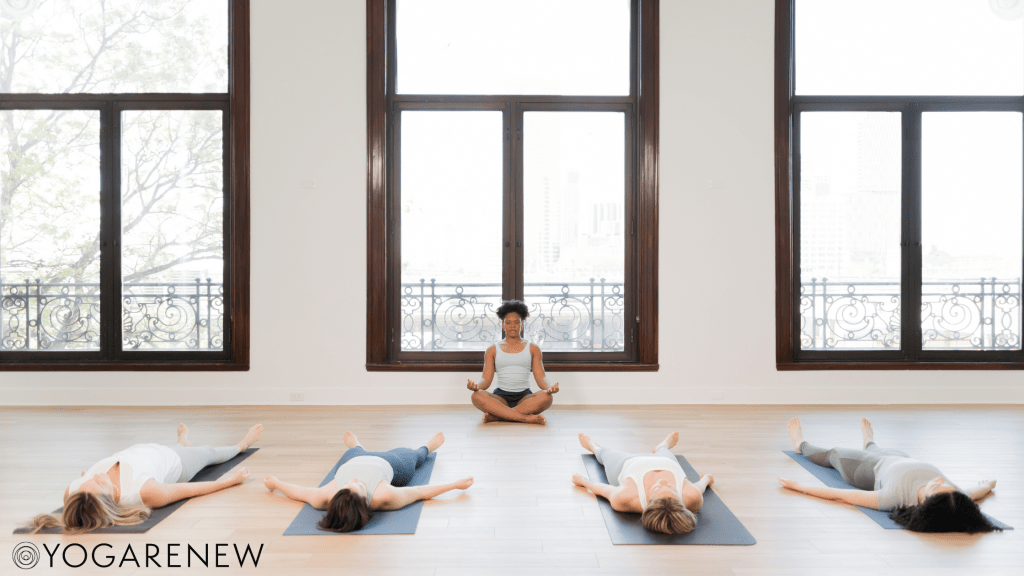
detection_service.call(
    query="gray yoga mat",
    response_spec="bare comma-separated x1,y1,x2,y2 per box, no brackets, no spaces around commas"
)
15,448,258,534
283,452,436,535
582,454,756,545
784,451,1013,530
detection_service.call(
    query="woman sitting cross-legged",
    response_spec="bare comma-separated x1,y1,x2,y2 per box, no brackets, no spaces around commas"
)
573,432,714,534
466,299,559,425
263,431,473,532
30,423,262,534
778,418,1000,533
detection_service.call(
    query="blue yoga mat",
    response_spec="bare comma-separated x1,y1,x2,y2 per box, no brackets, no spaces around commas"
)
582,454,756,545
283,452,436,535
783,451,1013,530
15,448,258,534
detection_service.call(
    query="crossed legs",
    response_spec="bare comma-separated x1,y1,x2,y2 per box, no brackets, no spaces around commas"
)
471,390,549,425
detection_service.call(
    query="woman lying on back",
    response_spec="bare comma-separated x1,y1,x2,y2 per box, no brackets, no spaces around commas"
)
264,431,473,532
573,431,714,534
31,423,261,534
779,418,999,533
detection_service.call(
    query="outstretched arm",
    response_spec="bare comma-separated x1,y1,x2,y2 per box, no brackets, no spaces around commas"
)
692,474,714,493
531,345,558,394
375,477,474,511
141,468,250,508
777,477,879,509
263,476,334,510
467,347,497,391
967,480,997,500
572,473,638,512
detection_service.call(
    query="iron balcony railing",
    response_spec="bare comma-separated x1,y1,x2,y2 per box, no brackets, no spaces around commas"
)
800,277,1021,350
1,279,224,351
400,279,625,351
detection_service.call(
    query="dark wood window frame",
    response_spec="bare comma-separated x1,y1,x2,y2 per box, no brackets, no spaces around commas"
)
366,0,659,372
775,0,1024,370
0,0,250,371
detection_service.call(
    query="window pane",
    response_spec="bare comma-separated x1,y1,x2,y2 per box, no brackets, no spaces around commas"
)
523,112,625,351
397,0,630,96
121,110,224,351
796,0,1024,96
922,113,1023,350
400,111,503,351
800,112,902,350
1,110,101,351
1,0,228,94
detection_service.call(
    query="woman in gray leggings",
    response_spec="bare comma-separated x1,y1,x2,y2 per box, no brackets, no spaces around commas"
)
779,418,1000,533
31,423,262,534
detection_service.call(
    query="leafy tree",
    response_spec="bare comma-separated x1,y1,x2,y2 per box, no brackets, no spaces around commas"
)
1,0,227,348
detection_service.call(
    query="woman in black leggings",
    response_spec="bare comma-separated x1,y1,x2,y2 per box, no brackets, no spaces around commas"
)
778,418,999,533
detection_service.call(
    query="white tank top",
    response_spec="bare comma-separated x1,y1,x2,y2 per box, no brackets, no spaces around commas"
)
494,340,532,392
68,444,183,508
618,456,687,511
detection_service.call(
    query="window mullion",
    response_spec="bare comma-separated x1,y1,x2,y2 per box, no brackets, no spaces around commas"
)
902,105,923,360
99,101,119,360
511,101,524,302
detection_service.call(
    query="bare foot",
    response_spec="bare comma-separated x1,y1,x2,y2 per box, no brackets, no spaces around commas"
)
426,432,445,453
238,424,263,451
343,431,361,449
788,418,805,453
525,414,546,425
482,413,500,424
578,433,600,453
176,424,192,447
861,418,875,449
654,431,679,453
454,476,474,490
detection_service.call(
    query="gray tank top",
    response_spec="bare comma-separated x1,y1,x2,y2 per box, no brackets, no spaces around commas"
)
335,456,394,505
494,340,532,392
874,457,961,511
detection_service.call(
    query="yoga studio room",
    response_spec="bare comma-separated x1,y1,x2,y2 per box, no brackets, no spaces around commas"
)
2,0,1023,575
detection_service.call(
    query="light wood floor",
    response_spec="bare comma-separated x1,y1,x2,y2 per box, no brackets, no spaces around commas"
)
1,405,1022,575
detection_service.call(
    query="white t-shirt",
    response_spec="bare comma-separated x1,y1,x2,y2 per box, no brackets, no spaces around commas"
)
68,444,183,508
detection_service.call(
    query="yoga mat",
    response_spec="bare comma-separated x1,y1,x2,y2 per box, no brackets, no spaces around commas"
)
582,454,756,545
283,452,436,535
15,448,258,534
784,451,1014,530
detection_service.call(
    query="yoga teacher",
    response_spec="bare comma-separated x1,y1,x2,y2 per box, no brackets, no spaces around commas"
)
264,431,473,532
779,418,1000,533
573,431,714,534
466,300,559,424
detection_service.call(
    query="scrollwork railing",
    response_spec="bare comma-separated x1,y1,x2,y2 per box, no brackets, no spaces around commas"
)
1,279,223,351
801,277,1021,350
401,279,625,351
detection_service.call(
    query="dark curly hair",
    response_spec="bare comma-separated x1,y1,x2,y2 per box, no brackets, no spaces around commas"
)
318,489,370,533
888,491,1000,533
496,300,529,321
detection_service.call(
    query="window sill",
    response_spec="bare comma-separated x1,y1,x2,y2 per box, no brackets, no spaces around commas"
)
0,362,249,371
366,362,659,372
778,361,1024,371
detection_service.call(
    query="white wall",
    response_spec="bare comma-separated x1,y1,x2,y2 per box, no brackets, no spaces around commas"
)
3,0,1022,405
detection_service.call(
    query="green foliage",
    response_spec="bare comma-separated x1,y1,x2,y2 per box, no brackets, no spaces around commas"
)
1,0,226,289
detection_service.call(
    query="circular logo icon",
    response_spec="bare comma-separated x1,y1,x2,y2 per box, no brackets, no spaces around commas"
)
12,542,39,569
